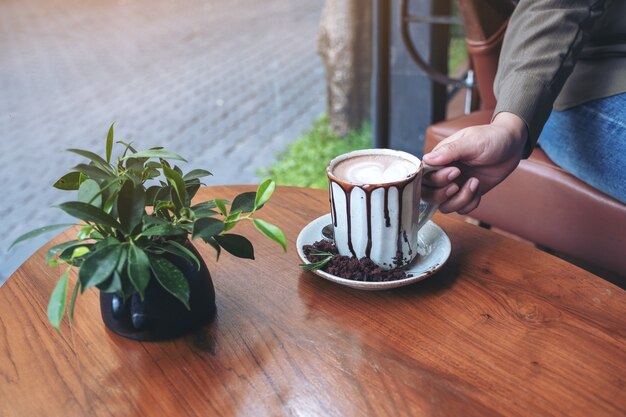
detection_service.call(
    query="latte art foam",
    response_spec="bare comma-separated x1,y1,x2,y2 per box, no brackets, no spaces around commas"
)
332,154,418,184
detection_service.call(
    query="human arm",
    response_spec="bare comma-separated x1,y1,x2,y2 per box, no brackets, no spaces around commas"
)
423,0,607,214
422,112,527,214
493,0,606,147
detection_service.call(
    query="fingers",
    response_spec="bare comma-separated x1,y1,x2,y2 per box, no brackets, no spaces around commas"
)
422,166,461,205
457,189,481,214
439,177,481,214
423,166,461,187
422,183,460,205
423,127,484,166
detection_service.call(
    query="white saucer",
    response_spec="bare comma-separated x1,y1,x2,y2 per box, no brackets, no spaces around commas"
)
296,214,451,290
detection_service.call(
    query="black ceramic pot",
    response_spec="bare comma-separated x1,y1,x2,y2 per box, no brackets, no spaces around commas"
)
100,242,216,341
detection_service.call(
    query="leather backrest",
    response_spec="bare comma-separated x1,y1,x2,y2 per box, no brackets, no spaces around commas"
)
456,0,515,109
465,21,508,109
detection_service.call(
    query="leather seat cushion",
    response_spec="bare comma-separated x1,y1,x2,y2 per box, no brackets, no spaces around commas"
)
425,110,626,276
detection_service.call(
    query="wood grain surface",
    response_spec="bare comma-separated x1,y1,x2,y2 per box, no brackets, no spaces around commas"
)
1,186,624,417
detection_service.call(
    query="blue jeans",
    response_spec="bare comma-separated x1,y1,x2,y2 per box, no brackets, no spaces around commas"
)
538,93,626,204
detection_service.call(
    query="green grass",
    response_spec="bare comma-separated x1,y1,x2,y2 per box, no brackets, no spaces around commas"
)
260,115,372,189
448,36,468,76
448,1,468,76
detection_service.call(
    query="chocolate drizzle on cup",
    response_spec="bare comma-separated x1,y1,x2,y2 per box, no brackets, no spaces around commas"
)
328,186,337,228
383,187,391,228
328,168,416,266
326,149,441,271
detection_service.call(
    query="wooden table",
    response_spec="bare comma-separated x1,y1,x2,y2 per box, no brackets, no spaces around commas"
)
1,186,624,417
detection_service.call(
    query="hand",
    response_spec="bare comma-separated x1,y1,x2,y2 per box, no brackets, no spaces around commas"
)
422,112,529,214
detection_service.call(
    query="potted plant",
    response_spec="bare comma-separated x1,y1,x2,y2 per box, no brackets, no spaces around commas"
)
11,125,286,341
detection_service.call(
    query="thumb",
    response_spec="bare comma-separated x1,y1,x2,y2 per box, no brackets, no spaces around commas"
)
423,136,476,165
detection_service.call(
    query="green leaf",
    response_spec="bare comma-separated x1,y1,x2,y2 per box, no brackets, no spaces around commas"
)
191,201,218,218
183,169,213,181
59,244,93,263
73,163,113,181
140,224,187,238
255,179,276,209
78,243,124,291
231,192,256,213
10,224,75,250
124,172,143,187
69,246,91,260
214,234,254,259
119,271,134,301
154,186,172,204
116,140,137,156
77,225,94,240
154,201,175,215
192,217,225,240
115,245,128,273
253,218,287,252
122,150,187,162
223,211,242,232
162,164,186,209
144,168,160,180
142,215,170,226
300,251,333,271
47,269,70,330
149,255,190,309
117,180,146,233
82,178,119,210
56,201,123,230
127,245,151,298
162,241,201,270
97,270,122,293
204,237,221,260
145,185,162,206
94,236,120,249
46,240,81,263
193,208,218,218
48,259,61,267
99,179,121,211
53,172,82,190
78,179,102,207
126,156,148,174
179,223,194,233
102,190,119,215
68,280,80,319
214,199,228,216
192,201,217,210
185,179,201,204
106,123,114,163
67,149,112,173
143,214,170,224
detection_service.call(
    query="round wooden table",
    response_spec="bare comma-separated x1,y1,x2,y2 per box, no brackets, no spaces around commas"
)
1,186,624,417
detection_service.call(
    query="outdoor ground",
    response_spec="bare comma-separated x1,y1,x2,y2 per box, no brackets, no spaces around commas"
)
0,0,326,283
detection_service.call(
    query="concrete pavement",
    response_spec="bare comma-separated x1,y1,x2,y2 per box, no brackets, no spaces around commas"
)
0,0,326,283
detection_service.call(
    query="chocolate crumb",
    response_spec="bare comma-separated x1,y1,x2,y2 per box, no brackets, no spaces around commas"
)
303,240,409,282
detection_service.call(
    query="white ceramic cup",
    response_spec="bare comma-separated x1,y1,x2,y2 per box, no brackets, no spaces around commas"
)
327,149,440,269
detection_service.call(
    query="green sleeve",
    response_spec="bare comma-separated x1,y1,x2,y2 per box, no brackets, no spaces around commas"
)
493,0,606,150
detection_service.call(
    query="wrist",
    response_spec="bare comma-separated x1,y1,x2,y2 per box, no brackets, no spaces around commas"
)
492,111,531,156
